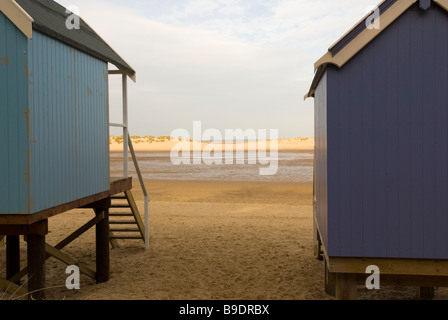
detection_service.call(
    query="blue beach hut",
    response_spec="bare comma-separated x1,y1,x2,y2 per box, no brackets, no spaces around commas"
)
306,0,448,299
0,0,143,299
0,0,135,215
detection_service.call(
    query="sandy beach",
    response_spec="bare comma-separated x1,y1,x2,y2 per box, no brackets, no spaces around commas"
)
2,177,448,300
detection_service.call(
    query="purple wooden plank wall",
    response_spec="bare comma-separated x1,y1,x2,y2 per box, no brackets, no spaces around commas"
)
318,4,448,259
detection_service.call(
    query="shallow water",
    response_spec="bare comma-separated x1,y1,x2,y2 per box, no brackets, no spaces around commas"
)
110,151,314,183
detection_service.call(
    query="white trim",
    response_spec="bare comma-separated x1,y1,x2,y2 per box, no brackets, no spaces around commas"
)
0,0,34,39
327,0,389,53
84,18,136,82
122,74,129,178
314,0,417,72
434,0,448,11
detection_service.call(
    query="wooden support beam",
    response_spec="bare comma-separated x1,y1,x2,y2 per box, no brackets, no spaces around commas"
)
109,231,119,249
95,209,110,284
328,257,448,276
45,244,96,280
418,287,435,300
324,259,335,297
0,221,48,236
0,235,5,247
108,70,125,75
327,271,448,288
335,273,357,300
0,278,28,299
80,197,111,210
27,233,46,300
0,177,132,225
54,212,105,250
8,213,104,284
6,236,20,284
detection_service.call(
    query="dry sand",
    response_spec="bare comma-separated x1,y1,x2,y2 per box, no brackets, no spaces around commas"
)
2,179,448,300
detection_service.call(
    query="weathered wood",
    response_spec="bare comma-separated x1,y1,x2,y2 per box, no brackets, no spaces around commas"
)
6,236,20,283
0,278,28,299
109,227,140,232
27,233,46,300
108,190,145,248
125,190,146,240
109,220,137,225
95,209,110,283
335,273,357,300
8,213,104,284
44,244,96,280
110,235,144,240
54,212,105,250
0,177,131,225
0,221,48,235
324,259,335,297
109,232,119,249
0,235,5,247
329,257,448,276
80,197,111,210
418,287,435,300
377,275,448,287
327,270,448,289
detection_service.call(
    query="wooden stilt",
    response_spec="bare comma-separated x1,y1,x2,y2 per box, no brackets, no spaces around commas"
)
324,259,336,297
335,273,357,300
27,232,46,300
95,208,110,284
6,235,20,283
418,287,435,300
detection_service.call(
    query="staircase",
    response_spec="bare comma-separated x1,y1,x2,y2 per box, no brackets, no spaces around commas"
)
109,190,145,248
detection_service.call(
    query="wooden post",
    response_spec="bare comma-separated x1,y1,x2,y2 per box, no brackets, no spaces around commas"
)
96,208,110,284
6,235,20,284
324,259,336,297
335,273,358,300
122,73,129,178
418,287,435,300
27,220,48,300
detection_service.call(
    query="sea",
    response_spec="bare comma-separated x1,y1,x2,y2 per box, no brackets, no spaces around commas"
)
110,151,314,183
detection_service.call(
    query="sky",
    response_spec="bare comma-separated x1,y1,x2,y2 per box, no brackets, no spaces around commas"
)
55,0,379,138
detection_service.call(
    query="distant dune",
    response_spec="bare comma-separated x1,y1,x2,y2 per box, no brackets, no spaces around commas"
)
109,136,315,152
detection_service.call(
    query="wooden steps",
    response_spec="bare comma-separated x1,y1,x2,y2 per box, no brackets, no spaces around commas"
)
109,190,145,248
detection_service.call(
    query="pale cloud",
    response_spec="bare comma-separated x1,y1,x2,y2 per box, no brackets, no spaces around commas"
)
54,0,381,137
184,0,219,16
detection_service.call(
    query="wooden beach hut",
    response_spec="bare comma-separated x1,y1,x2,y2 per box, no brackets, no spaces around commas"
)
0,0,148,299
306,0,448,299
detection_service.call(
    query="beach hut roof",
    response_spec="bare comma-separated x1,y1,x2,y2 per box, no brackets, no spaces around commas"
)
305,0,448,99
0,0,136,81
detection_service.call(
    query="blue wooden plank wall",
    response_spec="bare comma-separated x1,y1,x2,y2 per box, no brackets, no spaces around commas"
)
74,46,109,200
0,12,29,214
27,31,109,214
323,5,448,259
